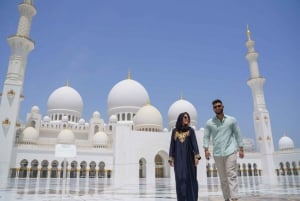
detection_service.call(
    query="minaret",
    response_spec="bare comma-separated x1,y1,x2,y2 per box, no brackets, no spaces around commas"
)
245,26,276,184
0,0,36,179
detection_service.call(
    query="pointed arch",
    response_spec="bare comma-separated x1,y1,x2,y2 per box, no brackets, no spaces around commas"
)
70,160,77,178
89,161,97,178
139,158,147,178
19,159,28,178
154,150,169,178
98,161,105,178
50,160,59,178
29,159,39,178
40,160,49,178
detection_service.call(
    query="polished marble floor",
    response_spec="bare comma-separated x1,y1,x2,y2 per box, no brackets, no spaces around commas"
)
0,176,299,201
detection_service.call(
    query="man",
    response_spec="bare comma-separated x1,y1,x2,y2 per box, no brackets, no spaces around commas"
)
203,99,244,201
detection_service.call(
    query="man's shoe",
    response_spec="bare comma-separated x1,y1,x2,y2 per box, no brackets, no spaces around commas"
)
225,199,230,201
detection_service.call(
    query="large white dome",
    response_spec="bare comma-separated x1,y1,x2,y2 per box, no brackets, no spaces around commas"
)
57,129,75,144
278,134,294,151
107,78,150,117
93,131,109,147
133,104,163,131
47,85,83,114
168,98,197,129
23,126,39,144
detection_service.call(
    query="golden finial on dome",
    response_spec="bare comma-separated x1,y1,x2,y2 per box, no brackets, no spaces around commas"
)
24,0,34,5
128,69,131,79
179,92,183,100
246,24,251,40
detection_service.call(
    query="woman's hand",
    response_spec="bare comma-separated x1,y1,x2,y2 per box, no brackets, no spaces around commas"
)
195,158,199,166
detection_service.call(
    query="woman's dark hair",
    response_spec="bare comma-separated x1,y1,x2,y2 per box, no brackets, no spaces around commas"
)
175,112,190,131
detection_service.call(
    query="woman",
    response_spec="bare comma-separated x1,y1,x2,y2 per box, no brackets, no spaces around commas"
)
169,112,201,201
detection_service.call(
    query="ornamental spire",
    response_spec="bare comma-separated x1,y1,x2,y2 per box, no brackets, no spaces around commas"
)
246,25,255,53
246,24,252,41
24,0,34,5
127,69,131,79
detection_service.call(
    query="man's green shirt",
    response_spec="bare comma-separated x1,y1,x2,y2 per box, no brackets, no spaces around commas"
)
203,114,243,157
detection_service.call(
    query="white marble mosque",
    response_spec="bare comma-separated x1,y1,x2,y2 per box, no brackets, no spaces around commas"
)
0,1,299,200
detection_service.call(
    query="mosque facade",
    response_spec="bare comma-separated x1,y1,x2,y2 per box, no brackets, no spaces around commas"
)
0,0,299,186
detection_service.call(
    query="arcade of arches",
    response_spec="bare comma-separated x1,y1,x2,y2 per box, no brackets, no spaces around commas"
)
10,157,299,179
11,159,110,179
10,153,171,179
206,160,300,178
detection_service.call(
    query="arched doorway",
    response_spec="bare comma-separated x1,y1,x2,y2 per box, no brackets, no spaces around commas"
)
19,159,28,178
80,161,87,178
30,159,39,178
50,160,58,178
154,151,169,178
98,161,105,178
89,161,97,178
70,161,78,178
139,158,146,178
40,160,49,178
155,155,163,178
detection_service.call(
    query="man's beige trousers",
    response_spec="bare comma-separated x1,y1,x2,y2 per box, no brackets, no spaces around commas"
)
214,153,238,200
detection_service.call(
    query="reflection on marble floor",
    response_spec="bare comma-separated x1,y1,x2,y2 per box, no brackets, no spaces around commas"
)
0,176,300,201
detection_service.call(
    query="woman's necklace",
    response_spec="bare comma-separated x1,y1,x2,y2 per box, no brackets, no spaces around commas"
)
174,131,190,143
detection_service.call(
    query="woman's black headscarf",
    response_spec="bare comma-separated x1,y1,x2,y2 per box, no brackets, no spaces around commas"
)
175,112,191,132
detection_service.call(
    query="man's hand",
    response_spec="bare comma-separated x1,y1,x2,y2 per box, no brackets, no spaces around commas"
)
204,149,211,160
239,148,244,158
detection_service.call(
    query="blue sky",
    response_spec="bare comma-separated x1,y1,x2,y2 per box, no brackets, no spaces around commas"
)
0,0,299,150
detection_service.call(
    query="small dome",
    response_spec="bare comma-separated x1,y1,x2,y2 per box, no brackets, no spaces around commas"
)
43,116,50,122
93,111,101,118
279,134,294,151
168,98,198,129
107,78,150,117
31,106,40,114
109,115,117,123
23,127,39,144
57,129,75,144
93,131,109,146
133,104,163,131
47,85,83,114
79,118,85,125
